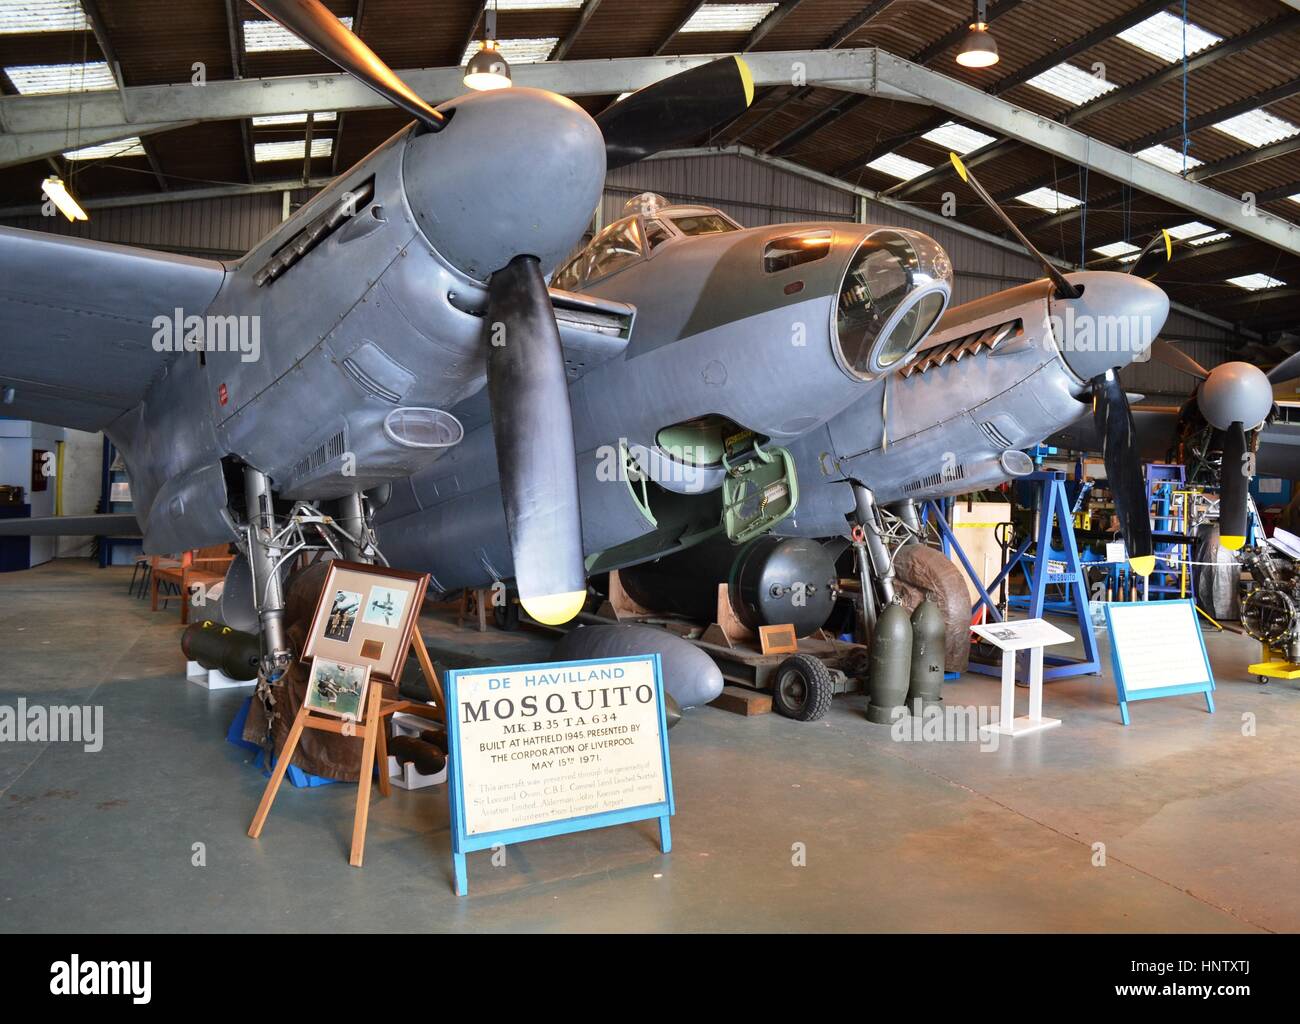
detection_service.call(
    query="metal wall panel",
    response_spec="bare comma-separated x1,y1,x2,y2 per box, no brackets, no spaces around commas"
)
0,192,284,259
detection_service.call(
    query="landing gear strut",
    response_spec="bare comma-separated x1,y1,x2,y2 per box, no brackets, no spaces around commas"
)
242,466,292,680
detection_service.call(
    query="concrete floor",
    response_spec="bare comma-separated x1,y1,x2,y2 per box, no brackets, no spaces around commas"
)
2,559,1298,933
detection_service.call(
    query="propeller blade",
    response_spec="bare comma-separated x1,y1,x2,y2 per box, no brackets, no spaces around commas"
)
1128,229,1174,281
1093,372,1154,576
597,56,755,170
1150,338,1210,381
1266,349,1300,384
249,0,445,131
949,152,1081,299
485,255,587,625
1219,421,1250,550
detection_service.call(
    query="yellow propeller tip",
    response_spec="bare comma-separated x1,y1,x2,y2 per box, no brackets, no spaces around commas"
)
1220,535,1245,551
521,590,587,625
734,56,754,107
1161,228,1172,260
1129,555,1156,577
949,151,968,181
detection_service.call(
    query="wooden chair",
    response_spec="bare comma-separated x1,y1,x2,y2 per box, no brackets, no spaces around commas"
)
152,544,235,624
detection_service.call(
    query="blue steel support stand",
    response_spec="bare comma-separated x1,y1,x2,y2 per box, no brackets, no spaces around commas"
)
928,470,1100,683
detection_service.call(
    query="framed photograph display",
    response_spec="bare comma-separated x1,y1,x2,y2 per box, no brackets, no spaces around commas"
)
304,561,429,682
304,658,371,721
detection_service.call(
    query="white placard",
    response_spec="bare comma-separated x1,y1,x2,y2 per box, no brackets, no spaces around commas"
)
1105,601,1209,691
971,617,1074,652
453,659,668,837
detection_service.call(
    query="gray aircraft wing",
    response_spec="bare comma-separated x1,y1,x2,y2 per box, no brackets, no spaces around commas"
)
0,226,226,431
0,512,141,536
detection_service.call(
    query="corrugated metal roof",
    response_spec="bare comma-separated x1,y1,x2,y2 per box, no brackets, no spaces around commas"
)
0,0,1294,334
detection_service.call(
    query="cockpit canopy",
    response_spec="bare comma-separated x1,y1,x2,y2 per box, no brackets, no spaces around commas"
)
552,194,742,291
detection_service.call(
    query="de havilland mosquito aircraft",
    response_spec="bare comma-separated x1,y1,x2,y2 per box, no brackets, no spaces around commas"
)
1,2,1182,677
379,153,1173,614
0,0,963,677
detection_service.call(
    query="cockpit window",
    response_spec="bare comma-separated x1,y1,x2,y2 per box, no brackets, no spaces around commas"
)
834,230,952,378
667,213,736,236
586,217,644,282
552,250,588,291
764,230,833,273
645,218,673,250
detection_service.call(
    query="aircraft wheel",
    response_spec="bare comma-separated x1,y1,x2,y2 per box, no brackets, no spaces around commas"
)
771,654,834,722
493,594,520,631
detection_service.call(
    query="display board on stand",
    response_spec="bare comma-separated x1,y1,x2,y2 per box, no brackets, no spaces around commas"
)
444,654,673,896
248,561,441,867
1102,599,1215,725
971,617,1073,737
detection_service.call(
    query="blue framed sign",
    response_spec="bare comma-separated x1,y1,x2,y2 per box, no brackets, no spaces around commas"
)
1102,599,1215,725
444,653,674,895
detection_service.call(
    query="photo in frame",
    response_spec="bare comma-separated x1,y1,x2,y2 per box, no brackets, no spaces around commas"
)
305,658,371,721
303,561,429,682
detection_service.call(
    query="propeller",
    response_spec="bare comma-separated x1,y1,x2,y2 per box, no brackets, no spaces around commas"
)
249,1,446,131
248,0,754,624
1127,228,1174,281
598,56,754,170
1218,421,1250,550
486,256,587,624
950,151,1163,574
948,152,1081,299
1148,346,1277,550
1093,371,1155,576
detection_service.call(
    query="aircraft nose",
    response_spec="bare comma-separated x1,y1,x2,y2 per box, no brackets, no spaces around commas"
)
402,87,607,280
1052,271,1170,381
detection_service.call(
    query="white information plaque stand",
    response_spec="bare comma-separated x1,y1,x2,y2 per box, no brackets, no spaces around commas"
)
971,618,1073,737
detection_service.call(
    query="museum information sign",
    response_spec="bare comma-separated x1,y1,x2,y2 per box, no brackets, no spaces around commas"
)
1102,599,1215,725
445,654,673,895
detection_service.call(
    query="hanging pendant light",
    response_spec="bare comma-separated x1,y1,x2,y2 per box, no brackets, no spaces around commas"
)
463,2,512,90
956,0,1000,68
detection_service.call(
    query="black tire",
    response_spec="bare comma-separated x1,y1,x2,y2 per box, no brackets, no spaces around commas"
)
493,594,521,631
771,654,834,721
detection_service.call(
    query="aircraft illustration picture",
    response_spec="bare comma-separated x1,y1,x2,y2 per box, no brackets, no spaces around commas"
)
0,0,1185,679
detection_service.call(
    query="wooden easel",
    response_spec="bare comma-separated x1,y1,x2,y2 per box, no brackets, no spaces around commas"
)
247,631,445,867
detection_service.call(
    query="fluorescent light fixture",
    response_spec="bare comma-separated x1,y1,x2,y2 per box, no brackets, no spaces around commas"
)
64,137,145,160
1227,273,1285,291
254,138,334,163
1212,108,1300,149
41,176,87,222
1118,11,1221,64
244,17,352,52
0,0,88,34
4,61,114,94
866,153,933,181
1016,187,1082,211
459,37,558,65
1167,220,1219,240
680,3,779,33
1025,63,1117,106
252,112,338,126
1136,144,1202,173
1093,241,1141,259
922,121,996,154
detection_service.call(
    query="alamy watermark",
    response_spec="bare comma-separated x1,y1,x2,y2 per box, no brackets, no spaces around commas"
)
152,308,261,363
1,699,102,752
